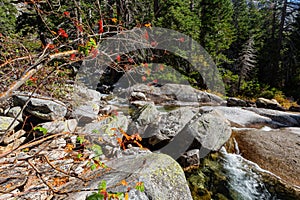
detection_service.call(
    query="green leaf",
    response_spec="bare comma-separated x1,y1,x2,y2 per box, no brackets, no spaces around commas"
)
91,144,103,156
86,192,104,200
33,126,48,135
77,153,83,159
88,38,97,48
90,163,97,171
135,182,145,192
76,136,85,144
98,180,107,191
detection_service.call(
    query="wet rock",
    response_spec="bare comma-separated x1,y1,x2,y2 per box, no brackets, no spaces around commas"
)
227,97,247,107
256,97,285,111
232,127,300,187
63,153,193,200
13,93,67,121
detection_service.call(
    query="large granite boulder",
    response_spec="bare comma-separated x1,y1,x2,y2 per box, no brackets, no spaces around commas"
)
62,153,193,200
232,127,300,187
13,92,67,121
201,106,277,128
129,104,231,159
245,107,300,127
126,83,225,106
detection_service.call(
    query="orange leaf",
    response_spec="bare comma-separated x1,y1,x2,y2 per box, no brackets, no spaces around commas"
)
65,143,74,152
121,179,128,186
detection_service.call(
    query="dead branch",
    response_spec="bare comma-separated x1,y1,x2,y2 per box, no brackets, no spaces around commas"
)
0,50,78,102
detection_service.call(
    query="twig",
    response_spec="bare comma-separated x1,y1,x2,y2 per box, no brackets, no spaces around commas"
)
0,132,69,158
41,155,87,182
0,50,78,102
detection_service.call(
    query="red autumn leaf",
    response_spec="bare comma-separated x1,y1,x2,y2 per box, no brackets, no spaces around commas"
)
144,31,149,40
70,53,76,61
153,79,158,84
141,76,147,82
29,77,37,83
58,28,68,38
63,11,70,17
144,63,148,68
98,19,104,34
74,22,83,32
178,37,185,43
151,41,158,47
116,55,121,62
128,57,134,63
46,43,55,49
91,48,98,58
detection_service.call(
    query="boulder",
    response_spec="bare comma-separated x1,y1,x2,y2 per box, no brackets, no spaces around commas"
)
256,97,285,111
130,104,231,159
201,106,280,128
232,127,300,187
13,93,67,121
227,97,247,107
245,107,300,127
127,83,224,106
63,153,193,200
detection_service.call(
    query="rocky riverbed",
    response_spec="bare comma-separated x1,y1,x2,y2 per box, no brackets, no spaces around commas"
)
0,83,300,199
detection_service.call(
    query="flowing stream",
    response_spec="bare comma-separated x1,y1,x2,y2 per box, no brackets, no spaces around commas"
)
219,147,279,200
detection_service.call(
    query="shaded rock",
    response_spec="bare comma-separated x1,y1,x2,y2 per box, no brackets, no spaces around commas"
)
38,119,77,134
63,153,193,200
0,116,19,135
13,93,67,121
178,149,200,168
256,97,285,111
227,97,247,107
232,127,300,187
289,105,300,112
